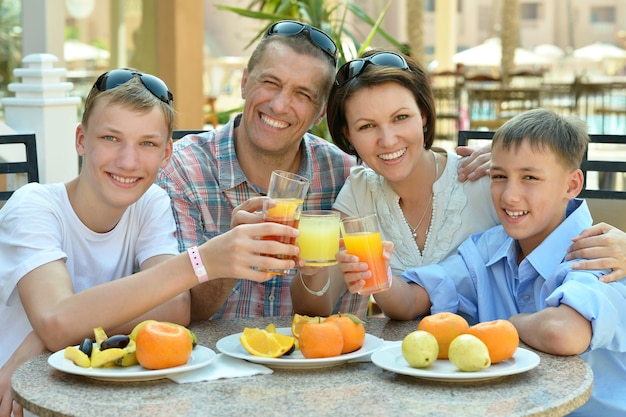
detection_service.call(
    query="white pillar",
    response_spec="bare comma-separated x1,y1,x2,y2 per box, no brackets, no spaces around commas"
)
1,53,81,184
435,0,458,72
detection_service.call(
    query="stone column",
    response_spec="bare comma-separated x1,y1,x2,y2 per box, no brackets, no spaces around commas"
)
1,53,81,184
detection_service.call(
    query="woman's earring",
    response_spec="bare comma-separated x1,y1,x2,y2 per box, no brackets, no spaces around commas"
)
423,125,428,133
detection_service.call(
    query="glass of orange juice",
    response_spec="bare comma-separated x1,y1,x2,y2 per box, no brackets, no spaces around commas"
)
298,210,340,267
261,170,310,275
340,213,392,295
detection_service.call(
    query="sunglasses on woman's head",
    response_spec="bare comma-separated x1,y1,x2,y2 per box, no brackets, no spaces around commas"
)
334,52,411,86
265,20,338,67
93,69,174,105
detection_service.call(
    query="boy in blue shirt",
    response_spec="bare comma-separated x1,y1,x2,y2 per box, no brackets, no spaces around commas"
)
401,108,626,416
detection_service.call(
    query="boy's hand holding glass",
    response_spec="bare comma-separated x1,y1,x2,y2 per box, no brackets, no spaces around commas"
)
261,170,310,275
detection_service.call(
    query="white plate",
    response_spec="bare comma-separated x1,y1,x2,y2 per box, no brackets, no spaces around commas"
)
216,327,383,369
371,345,540,382
48,345,217,382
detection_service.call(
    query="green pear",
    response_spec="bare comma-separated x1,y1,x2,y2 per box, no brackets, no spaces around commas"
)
448,334,491,372
401,330,439,368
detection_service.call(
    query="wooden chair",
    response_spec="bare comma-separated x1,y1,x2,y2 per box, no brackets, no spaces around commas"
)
0,133,39,203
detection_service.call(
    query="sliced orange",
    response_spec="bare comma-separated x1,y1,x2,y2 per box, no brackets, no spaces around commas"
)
240,327,295,358
291,314,324,339
265,323,277,333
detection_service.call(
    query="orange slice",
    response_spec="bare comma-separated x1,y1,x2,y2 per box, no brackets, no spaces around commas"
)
291,314,325,339
240,327,295,358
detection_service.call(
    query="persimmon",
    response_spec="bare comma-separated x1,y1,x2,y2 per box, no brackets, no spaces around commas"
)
465,319,519,363
326,313,366,354
417,312,470,359
136,321,192,370
298,320,343,359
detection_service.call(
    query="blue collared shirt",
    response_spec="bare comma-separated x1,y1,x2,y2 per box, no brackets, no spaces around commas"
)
402,199,626,416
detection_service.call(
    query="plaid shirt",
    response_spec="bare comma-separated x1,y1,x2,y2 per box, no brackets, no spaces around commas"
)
157,115,362,318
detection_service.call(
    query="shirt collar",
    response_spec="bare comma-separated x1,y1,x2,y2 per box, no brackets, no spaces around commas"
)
485,199,591,277
216,114,313,193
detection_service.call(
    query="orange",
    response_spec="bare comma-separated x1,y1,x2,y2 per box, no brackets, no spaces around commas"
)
298,320,344,359
136,321,193,370
417,312,470,359
465,319,519,363
326,313,366,354
291,313,325,339
240,327,295,358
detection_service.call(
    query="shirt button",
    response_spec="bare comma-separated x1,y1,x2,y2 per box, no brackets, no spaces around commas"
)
268,295,275,302
523,295,530,302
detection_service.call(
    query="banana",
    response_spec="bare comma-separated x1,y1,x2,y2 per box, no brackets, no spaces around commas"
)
115,340,139,367
93,326,108,346
63,346,91,368
91,347,126,368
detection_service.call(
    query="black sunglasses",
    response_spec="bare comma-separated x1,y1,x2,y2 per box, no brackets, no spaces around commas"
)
265,20,338,67
335,52,411,86
93,69,174,105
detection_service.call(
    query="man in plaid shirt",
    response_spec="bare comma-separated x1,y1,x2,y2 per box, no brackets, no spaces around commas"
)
157,21,356,319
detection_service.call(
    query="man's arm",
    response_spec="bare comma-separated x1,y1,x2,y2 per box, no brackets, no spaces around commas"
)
509,304,591,356
190,279,237,321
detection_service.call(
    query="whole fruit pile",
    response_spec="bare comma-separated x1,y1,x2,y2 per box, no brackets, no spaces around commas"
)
63,320,197,370
240,313,366,359
402,313,519,372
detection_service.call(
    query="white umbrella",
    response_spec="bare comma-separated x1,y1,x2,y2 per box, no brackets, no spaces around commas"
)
64,40,110,62
573,42,626,61
533,44,566,59
454,38,549,67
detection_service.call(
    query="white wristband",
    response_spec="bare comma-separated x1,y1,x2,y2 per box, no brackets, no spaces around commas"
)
187,246,208,283
299,271,330,296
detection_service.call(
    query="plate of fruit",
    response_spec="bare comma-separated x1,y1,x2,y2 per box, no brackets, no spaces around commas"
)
48,321,217,381
216,314,383,369
371,313,540,382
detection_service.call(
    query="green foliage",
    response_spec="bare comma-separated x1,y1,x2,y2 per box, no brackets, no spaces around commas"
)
0,0,22,98
215,0,406,140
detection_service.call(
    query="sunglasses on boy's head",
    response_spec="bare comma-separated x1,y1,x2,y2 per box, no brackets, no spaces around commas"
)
93,69,174,105
334,51,411,86
265,20,338,67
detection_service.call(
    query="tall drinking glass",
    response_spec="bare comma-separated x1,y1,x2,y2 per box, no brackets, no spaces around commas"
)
340,213,392,295
262,170,310,275
298,210,341,267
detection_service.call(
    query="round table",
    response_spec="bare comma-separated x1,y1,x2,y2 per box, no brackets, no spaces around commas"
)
12,317,593,417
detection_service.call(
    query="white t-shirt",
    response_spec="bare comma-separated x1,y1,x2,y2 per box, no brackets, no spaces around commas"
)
0,183,179,366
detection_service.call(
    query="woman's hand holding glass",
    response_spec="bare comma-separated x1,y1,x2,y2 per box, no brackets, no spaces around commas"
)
337,240,394,294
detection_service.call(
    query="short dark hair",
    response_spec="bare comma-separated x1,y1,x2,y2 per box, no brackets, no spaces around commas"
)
247,32,336,105
492,108,589,170
327,49,436,158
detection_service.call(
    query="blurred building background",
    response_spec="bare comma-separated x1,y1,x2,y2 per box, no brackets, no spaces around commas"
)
0,0,625,129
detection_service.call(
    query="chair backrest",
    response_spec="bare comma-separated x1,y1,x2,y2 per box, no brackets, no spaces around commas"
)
457,130,626,200
0,133,39,202
172,130,208,140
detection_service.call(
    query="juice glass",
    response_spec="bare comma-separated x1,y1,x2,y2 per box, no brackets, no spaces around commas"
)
261,170,310,275
298,210,341,267
340,213,392,295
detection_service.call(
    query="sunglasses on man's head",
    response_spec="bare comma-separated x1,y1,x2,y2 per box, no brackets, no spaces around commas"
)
93,69,174,105
334,52,411,86
265,20,338,67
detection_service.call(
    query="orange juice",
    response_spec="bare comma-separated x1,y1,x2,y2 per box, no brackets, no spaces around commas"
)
342,231,391,295
262,198,303,248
